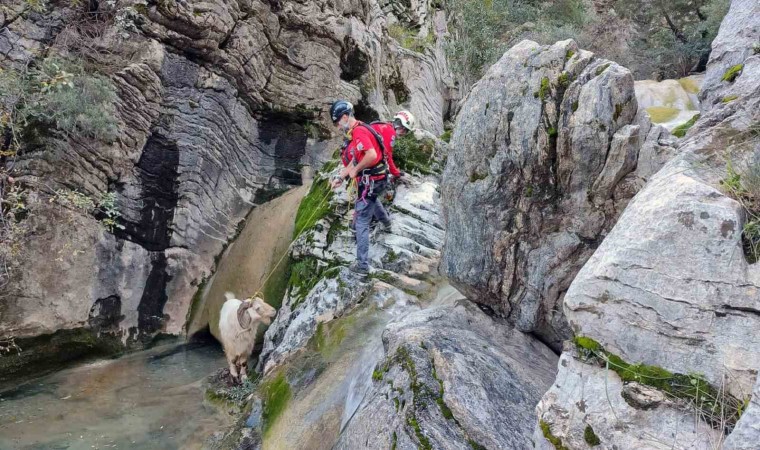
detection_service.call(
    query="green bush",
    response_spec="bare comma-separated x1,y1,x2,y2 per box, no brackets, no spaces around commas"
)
392,133,437,175
0,58,118,153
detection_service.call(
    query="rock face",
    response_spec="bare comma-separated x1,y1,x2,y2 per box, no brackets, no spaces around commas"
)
441,39,674,349
535,2,760,447
335,299,558,450
699,0,760,109
0,0,452,367
258,173,446,373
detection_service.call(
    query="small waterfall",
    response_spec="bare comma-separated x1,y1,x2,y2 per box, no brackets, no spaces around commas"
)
340,337,385,431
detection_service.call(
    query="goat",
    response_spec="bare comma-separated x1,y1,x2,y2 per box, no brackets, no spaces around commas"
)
219,292,277,383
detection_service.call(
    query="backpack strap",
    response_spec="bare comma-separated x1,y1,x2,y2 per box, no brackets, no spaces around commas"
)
356,122,388,180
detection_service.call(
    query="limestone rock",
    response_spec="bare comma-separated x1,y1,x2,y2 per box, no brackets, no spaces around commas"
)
335,300,558,450
535,352,721,450
441,39,671,349
1,0,452,364
258,174,445,373
699,0,760,110
724,375,760,450
537,5,760,447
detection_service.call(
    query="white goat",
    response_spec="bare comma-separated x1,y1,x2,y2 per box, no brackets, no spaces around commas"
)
219,292,277,383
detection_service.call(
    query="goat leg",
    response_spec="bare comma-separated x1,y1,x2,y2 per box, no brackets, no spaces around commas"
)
239,358,249,382
228,358,240,382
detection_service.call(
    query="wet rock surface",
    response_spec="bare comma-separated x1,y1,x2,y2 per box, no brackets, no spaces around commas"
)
335,299,558,450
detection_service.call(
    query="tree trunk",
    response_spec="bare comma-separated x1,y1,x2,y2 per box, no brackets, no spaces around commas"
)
663,12,688,44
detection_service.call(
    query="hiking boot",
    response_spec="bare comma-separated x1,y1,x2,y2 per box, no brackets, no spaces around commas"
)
348,262,370,277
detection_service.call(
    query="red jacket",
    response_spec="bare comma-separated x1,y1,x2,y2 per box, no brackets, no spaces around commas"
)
340,123,385,180
370,122,401,178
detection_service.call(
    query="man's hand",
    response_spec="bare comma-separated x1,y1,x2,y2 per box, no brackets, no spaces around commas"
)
330,177,343,190
339,166,350,180
347,166,359,179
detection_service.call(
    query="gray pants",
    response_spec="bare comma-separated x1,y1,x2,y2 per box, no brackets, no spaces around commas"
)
355,182,390,271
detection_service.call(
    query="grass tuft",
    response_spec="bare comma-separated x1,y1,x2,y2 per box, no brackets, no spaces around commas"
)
672,114,700,138
721,64,743,82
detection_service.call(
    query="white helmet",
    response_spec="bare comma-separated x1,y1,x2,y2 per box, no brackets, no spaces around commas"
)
393,110,416,131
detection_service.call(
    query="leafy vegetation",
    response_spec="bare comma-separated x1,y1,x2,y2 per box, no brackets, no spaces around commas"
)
720,154,760,263
392,133,438,175
388,24,434,53
443,0,728,86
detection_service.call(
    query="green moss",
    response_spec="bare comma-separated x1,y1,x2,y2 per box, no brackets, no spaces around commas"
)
308,315,355,359
571,100,579,112
469,171,488,182
293,177,333,238
406,415,432,450
391,431,398,450
613,103,624,121
565,49,575,60
260,371,291,435
595,63,611,76
722,95,739,103
573,335,601,353
584,425,601,446
547,127,558,138
369,270,396,284
373,368,384,382
721,64,743,82
557,72,570,89
540,420,569,450
468,440,487,450
393,397,400,410
535,77,551,100
646,106,679,123
440,129,453,143
572,335,743,428
672,114,700,138
524,184,534,198
677,77,700,94
431,366,454,420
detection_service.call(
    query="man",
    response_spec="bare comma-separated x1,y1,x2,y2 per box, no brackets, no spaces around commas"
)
329,100,391,276
370,110,416,184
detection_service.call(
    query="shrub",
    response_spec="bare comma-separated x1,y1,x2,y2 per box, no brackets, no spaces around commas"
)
721,151,760,263
392,133,437,175
0,58,119,157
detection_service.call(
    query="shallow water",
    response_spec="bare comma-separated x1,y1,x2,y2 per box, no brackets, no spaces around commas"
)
0,343,230,450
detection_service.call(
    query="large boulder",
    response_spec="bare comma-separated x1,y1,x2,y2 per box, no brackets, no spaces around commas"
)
536,2,760,447
441,39,673,349
335,300,558,450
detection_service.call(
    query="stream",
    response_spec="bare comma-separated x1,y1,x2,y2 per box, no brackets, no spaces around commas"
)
0,342,231,450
